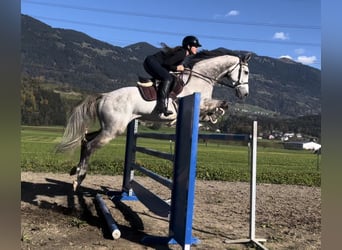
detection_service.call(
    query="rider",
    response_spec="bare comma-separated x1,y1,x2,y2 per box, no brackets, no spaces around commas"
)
143,35,202,116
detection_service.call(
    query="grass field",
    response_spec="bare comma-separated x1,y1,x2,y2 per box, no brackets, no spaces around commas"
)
21,126,321,187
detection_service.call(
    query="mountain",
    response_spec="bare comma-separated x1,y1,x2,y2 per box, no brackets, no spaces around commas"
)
21,14,321,117
21,15,158,92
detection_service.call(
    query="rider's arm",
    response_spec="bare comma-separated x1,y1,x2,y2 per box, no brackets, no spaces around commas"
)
162,49,187,71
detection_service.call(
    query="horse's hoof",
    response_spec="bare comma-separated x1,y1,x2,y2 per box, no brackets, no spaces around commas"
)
168,119,177,126
210,116,218,124
220,101,229,109
73,181,78,192
69,167,79,176
217,107,225,116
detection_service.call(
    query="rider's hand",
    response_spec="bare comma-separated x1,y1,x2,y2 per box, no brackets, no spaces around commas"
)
176,65,185,72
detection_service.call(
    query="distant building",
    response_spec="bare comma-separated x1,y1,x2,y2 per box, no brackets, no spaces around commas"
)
296,133,303,138
281,136,289,142
283,132,295,138
268,134,275,140
284,141,321,151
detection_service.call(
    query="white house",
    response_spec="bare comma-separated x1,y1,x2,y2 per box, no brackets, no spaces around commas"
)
284,141,321,151
302,142,321,151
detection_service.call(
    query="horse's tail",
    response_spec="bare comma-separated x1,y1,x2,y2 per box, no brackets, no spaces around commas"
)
56,94,101,153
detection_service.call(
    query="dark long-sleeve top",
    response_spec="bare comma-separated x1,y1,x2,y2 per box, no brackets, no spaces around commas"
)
150,47,187,71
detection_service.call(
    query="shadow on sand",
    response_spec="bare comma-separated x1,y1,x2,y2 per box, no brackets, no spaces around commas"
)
21,177,172,249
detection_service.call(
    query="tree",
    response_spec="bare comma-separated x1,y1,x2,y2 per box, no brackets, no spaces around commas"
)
21,78,67,125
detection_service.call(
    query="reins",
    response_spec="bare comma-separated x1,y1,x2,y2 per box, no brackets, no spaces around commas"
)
183,61,242,89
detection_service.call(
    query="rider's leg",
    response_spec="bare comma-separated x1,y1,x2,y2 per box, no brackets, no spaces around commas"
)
156,78,173,116
143,56,174,116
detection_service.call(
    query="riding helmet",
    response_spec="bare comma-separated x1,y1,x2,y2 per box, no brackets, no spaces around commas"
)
182,35,202,48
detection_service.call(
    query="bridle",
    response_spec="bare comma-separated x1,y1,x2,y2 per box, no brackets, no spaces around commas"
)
182,58,247,89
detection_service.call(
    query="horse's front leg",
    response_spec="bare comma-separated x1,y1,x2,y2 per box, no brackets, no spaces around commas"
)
200,99,229,123
201,98,228,112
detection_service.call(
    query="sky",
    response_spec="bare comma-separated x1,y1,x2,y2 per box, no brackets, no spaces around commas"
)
21,0,321,69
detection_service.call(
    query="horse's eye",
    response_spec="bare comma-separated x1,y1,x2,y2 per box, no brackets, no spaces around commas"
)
244,71,249,75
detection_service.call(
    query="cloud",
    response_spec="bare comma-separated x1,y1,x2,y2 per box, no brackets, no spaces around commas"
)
226,10,239,16
297,55,317,65
273,32,289,40
279,55,293,60
294,48,305,55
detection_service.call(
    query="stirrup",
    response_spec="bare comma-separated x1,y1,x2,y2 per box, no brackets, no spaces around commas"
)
156,104,173,116
163,109,173,116
157,107,173,116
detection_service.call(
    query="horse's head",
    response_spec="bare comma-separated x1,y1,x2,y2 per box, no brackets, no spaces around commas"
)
224,53,252,99
185,50,252,100
182,50,252,124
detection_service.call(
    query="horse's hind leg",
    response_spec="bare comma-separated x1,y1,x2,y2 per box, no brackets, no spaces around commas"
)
73,127,120,191
71,130,105,191
70,131,99,175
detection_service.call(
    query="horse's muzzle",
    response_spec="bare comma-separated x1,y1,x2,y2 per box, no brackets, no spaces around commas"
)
235,84,249,99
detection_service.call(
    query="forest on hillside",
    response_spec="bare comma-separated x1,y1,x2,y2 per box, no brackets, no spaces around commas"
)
21,78,321,140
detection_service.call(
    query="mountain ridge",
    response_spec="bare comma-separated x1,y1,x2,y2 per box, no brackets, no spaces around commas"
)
21,14,321,117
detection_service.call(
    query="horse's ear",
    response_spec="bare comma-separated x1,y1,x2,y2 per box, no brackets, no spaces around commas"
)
242,53,252,63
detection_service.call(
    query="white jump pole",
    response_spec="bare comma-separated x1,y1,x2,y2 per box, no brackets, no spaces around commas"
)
225,121,268,250
249,121,268,249
250,120,257,239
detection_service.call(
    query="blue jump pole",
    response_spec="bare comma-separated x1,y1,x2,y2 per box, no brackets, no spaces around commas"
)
169,92,201,248
95,194,121,239
141,93,201,249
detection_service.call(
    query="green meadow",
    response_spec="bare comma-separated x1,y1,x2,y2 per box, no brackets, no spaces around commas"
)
21,126,321,187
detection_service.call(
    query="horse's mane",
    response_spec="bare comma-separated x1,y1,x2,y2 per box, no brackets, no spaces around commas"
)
185,48,239,69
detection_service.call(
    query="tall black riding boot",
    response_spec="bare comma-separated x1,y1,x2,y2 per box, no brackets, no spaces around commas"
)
156,79,173,116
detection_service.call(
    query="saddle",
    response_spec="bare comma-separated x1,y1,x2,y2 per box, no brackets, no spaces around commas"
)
137,75,185,101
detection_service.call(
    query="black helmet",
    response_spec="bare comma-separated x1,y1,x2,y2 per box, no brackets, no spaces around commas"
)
182,35,202,49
